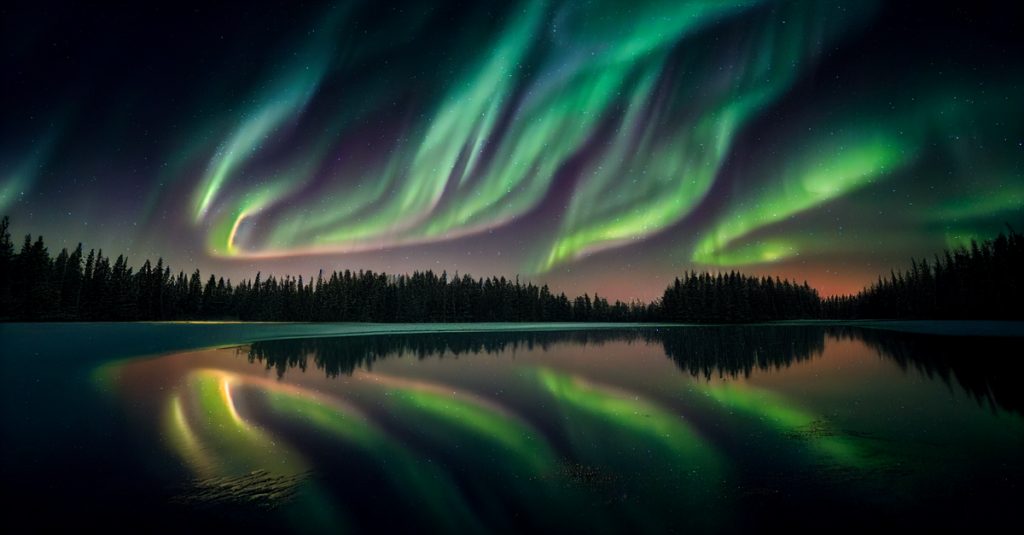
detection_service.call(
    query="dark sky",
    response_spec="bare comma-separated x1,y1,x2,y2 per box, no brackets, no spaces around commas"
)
2,1,1021,301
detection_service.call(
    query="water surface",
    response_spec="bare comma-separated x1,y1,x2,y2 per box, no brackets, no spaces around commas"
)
2,325,1021,532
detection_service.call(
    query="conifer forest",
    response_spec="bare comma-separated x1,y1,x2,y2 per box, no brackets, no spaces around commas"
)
1,216,1020,323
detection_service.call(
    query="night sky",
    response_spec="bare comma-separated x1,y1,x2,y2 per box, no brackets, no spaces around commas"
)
2,1,1021,302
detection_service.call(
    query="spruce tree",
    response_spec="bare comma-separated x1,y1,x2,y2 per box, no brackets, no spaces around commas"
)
91,252,112,320
60,244,84,320
21,235,58,320
0,217,13,318
184,269,202,318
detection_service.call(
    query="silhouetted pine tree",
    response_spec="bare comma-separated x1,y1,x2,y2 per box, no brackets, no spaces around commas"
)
13,215,1015,324
58,244,84,319
822,226,1022,320
14,235,59,320
0,217,14,319
91,252,113,320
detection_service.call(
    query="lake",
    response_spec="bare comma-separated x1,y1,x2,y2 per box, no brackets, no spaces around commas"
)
1,323,1021,533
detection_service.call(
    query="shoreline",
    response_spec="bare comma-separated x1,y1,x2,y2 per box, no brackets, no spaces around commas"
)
2,320,1021,366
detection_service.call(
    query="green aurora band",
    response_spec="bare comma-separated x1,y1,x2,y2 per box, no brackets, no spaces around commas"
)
164,370,309,478
695,81,1024,265
161,369,485,530
701,380,869,466
3,0,1021,292
535,367,725,477
188,1,898,271
264,387,486,532
376,377,558,475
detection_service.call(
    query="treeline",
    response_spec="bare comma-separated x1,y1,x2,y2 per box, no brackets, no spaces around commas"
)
0,216,651,323
660,271,822,323
1,215,1020,323
821,226,1023,320
657,226,1022,323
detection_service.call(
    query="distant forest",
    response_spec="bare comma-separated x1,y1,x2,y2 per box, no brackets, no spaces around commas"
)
0,216,1020,322
661,225,1022,322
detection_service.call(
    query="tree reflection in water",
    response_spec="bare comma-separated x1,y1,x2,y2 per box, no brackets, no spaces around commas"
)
244,326,1022,414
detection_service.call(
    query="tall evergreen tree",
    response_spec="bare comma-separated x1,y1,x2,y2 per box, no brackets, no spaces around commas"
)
91,252,112,320
0,217,13,318
17,235,59,320
187,269,203,317
59,244,84,319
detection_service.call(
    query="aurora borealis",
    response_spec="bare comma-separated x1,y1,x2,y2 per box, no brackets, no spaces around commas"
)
79,327,1022,532
2,1,1021,300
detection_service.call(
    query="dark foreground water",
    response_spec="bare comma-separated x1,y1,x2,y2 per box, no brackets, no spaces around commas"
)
2,324,1021,533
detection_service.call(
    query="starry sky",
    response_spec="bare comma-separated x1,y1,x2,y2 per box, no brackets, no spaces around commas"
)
2,1,1021,302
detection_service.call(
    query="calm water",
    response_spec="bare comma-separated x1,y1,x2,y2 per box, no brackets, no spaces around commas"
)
2,325,1021,532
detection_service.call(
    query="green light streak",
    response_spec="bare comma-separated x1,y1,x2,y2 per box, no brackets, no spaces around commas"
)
0,130,59,214
383,384,557,475
0,172,29,215
191,14,336,223
208,180,302,256
266,389,485,533
709,237,814,265
319,0,550,244
694,133,909,265
538,1,871,271
691,69,1024,267
159,367,486,530
189,1,880,270
703,382,865,466
936,184,1024,221
176,0,1019,271
535,367,724,474
166,395,218,478
163,370,308,477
